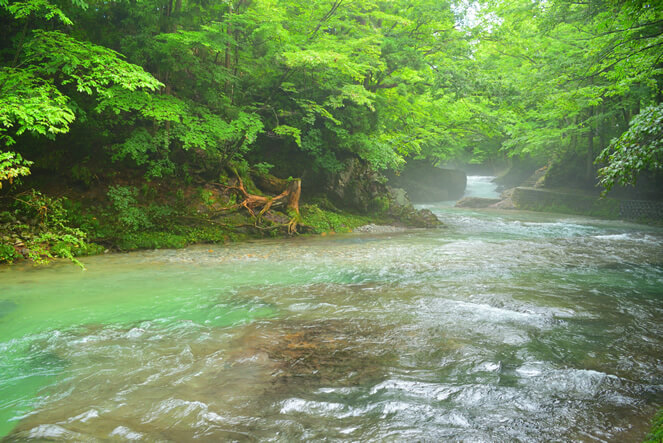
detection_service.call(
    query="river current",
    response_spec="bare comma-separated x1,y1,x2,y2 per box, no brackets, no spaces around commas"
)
1,177,662,441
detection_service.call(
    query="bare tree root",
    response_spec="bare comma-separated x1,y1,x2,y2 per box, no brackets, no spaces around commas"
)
213,172,302,234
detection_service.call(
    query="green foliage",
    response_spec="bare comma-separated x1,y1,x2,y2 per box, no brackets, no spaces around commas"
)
0,151,33,189
0,31,160,146
0,2,163,190
106,185,152,232
199,188,215,207
24,30,163,96
98,89,264,174
273,126,302,147
644,408,663,443
0,243,20,263
0,191,89,267
455,0,663,185
3,0,74,24
1,0,660,234
597,103,663,192
0,68,75,145
252,162,274,175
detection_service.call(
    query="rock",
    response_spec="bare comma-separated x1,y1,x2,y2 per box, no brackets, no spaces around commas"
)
455,197,502,208
389,187,409,207
387,160,466,202
322,158,442,228
500,188,515,200
353,224,407,233
489,198,516,209
324,158,385,213
401,207,441,228
493,157,542,190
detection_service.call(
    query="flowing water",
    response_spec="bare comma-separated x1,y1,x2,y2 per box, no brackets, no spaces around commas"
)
1,177,662,441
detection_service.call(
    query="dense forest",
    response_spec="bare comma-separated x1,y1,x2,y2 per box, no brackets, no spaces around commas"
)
1,0,662,264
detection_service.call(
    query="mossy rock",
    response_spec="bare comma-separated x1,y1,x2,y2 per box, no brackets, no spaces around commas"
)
300,204,374,233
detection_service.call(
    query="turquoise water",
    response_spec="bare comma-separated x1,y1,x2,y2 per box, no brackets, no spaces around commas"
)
1,182,662,440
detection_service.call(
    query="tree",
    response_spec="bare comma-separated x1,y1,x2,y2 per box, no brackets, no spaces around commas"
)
466,0,662,188
0,0,162,186
597,102,663,192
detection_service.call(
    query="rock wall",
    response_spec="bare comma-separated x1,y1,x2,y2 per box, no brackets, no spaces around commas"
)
387,160,466,202
324,158,386,213
512,187,620,218
512,187,663,222
619,200,663,221
323,158,442,228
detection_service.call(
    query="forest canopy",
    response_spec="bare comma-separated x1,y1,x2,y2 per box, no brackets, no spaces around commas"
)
0,0,661,190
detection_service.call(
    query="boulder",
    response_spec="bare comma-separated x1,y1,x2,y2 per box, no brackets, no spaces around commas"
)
489,198,516,210
324,158,385,213
455,197,502,208
387,160,466,202
323,158,442,228
493,157,542,190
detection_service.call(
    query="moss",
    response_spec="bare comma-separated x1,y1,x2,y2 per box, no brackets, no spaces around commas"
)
644,409,663,443
308,196,341,212
300,204,374,233
111,221,254,252
370,195,390,214
181,225,248,244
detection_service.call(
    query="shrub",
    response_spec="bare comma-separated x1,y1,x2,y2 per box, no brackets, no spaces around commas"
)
107,185,152,232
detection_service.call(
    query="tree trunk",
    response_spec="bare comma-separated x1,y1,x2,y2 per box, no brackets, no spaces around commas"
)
285,179,301,215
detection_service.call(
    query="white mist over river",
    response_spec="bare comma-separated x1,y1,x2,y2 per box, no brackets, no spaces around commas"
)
1,178,661,441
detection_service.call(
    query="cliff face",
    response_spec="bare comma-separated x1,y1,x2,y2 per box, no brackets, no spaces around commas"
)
386,160,467,202
321,158,442,228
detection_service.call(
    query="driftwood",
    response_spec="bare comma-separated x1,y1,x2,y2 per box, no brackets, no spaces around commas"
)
213,173,302,234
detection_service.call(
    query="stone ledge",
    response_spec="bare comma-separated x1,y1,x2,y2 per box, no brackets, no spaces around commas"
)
511,187,663,222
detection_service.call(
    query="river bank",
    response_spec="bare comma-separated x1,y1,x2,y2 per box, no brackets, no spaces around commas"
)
0,169,441,267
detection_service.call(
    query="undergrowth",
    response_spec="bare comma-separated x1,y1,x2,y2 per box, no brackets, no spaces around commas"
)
0,190,101,268
644,409,663,443
1,184,383,268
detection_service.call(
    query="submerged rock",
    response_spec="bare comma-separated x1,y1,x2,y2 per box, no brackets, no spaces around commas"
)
0,299,17,319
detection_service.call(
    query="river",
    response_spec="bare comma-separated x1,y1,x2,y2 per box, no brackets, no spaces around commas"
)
1,177,662,441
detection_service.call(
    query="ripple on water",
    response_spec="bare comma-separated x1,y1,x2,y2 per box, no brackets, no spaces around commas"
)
1,206,663,441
